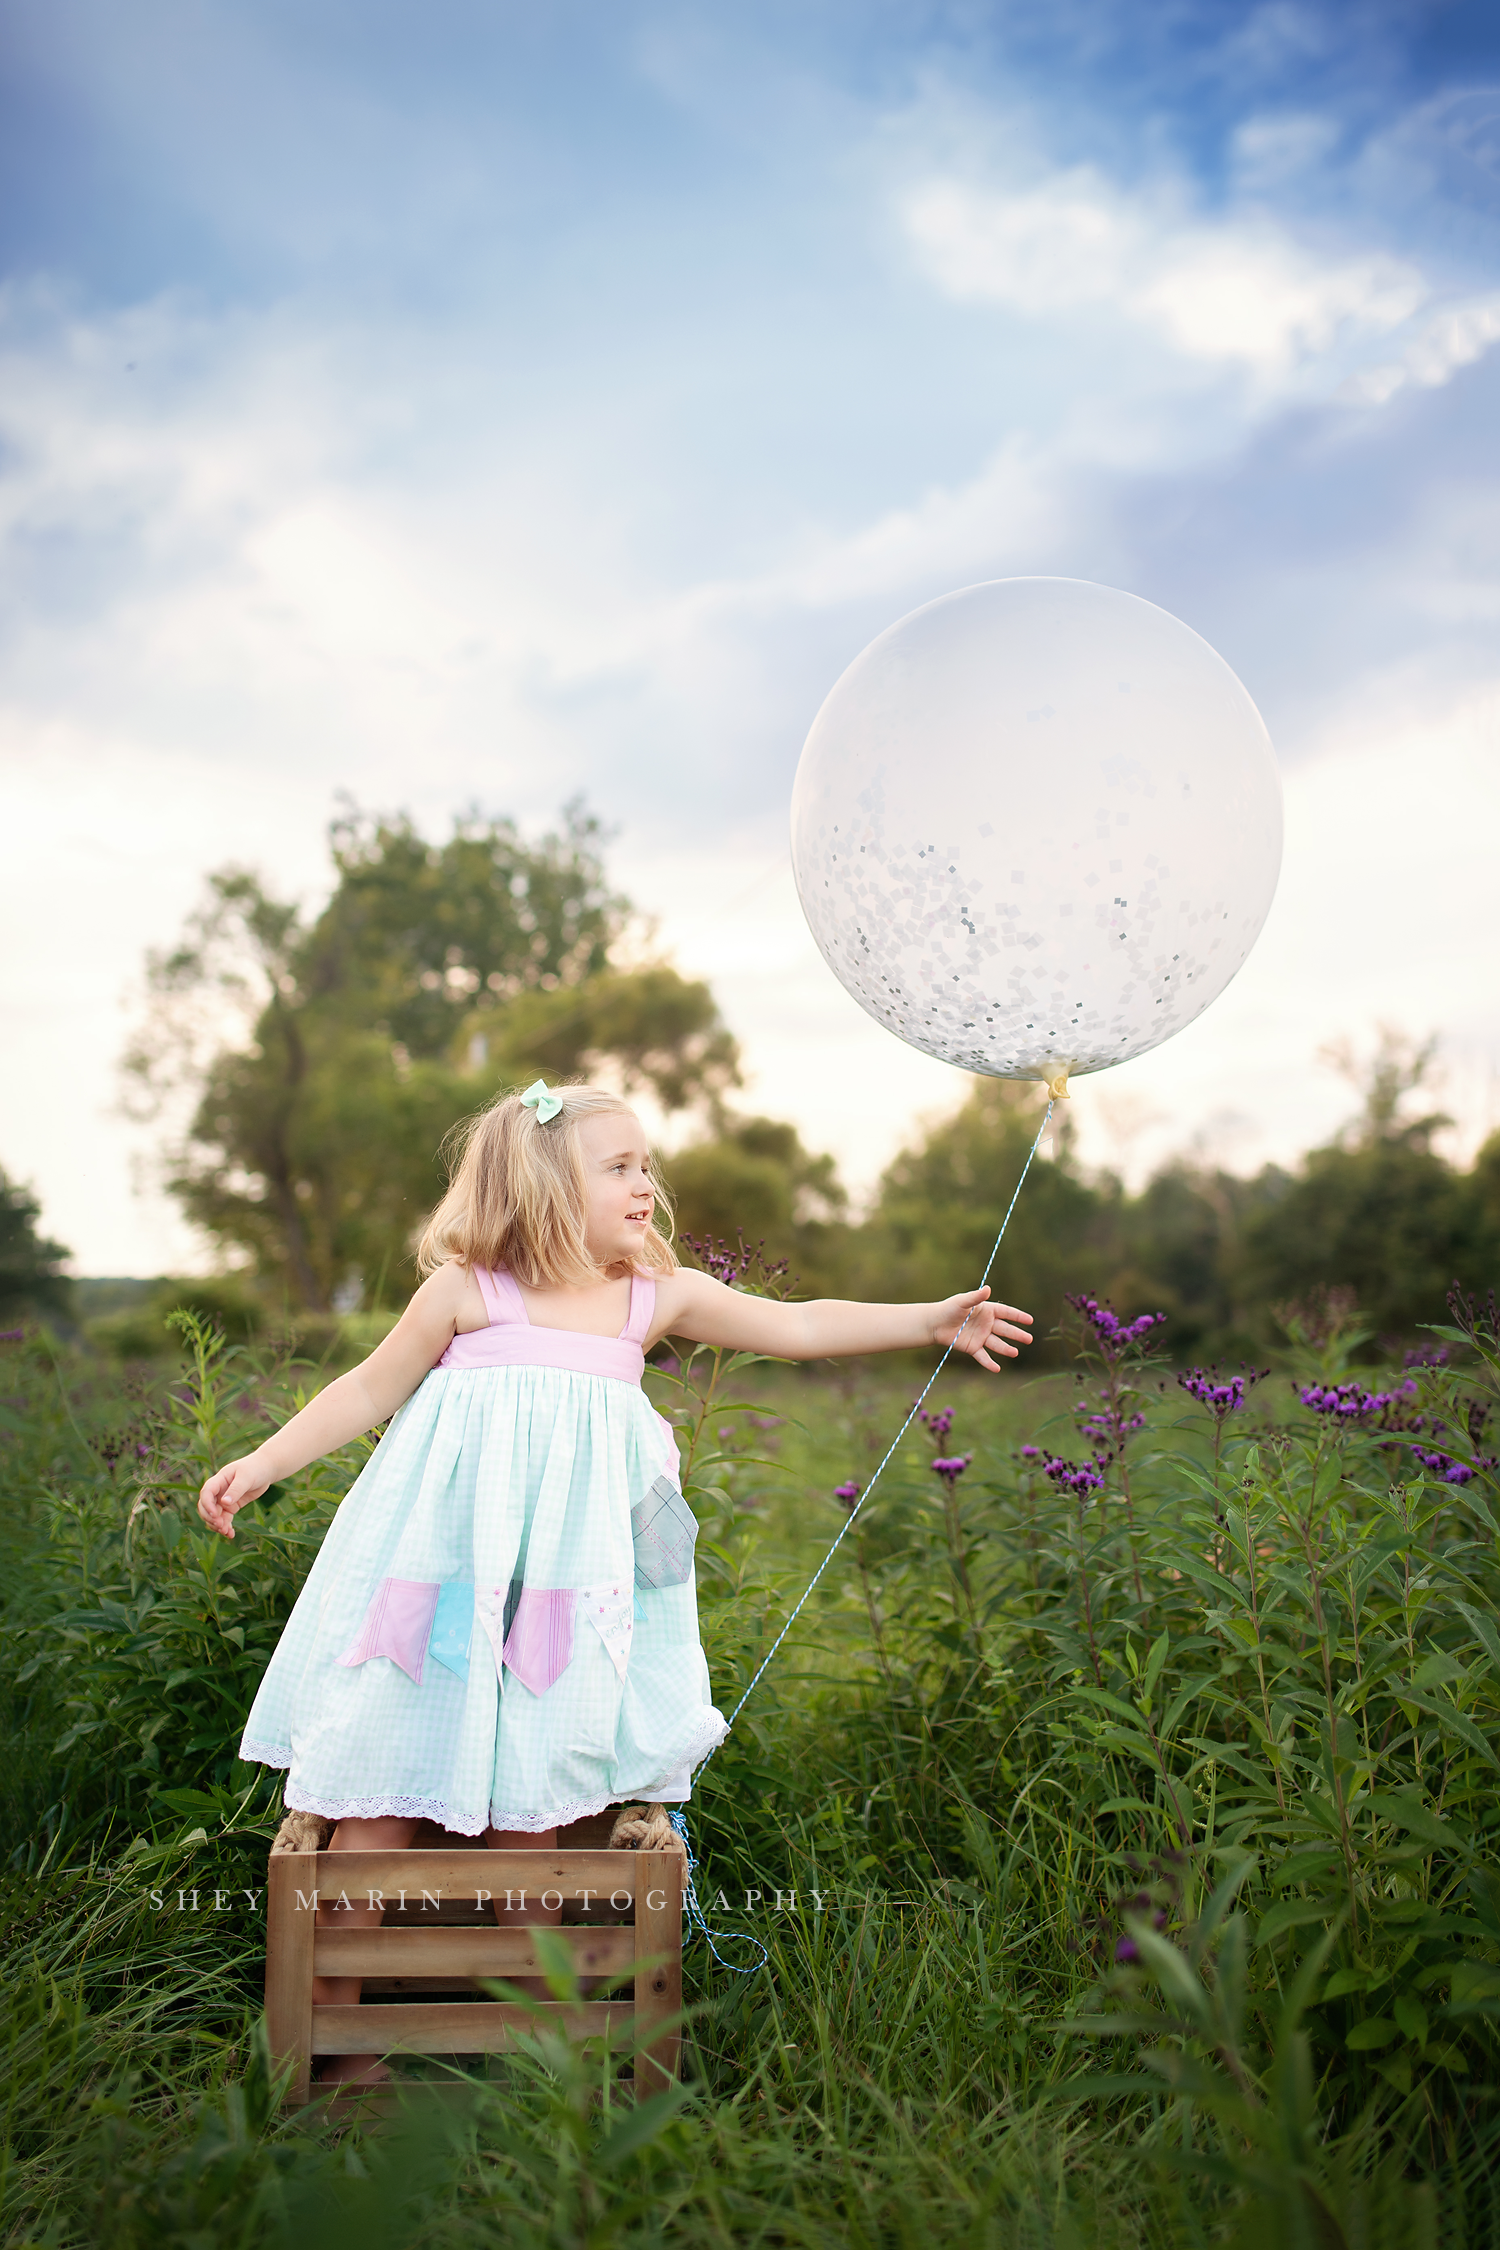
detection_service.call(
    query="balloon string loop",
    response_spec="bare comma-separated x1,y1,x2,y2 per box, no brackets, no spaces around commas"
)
668,1810,768,1974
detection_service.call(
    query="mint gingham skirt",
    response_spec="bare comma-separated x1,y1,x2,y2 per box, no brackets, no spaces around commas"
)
239,1363,727,1833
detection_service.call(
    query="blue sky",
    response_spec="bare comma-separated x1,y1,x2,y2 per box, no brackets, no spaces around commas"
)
3,0,1500,1270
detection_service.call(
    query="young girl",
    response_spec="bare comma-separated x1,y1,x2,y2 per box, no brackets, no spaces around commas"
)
201,1080,1032,2085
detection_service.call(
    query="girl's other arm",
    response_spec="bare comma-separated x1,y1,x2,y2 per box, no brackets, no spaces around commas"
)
197,1265,471,1537
653,1271,1033,1372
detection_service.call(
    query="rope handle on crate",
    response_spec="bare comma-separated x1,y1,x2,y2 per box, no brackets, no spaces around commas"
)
675,1099,1055,1971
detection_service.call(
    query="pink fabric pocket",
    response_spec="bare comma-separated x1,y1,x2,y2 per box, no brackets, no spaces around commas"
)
338,1579,440,1686
502,1587,578,1696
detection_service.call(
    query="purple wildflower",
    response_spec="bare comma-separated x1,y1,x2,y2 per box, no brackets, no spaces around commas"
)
1448,1282,1500,1352
1410,1446,1478,1486
1077,1406,1146,1449
920,1407,955,1441
1178,1365,1269,1421
697,1246,748,1285
1042,1455,1106,1497
1299,1379,1420,1425
1112,1919,1164,1964
1065,1293,1166,1359
679,1231,792,1293
1020,1444,1041,1460
931,1454,972,1487
833,1480,862,1511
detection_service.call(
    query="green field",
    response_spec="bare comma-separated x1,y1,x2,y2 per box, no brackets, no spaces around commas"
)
3,1290,1499,2246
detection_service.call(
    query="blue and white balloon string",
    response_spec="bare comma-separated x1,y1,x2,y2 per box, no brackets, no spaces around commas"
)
675,1097,1055,1971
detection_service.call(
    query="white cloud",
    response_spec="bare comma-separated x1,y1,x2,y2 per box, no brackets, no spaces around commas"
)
903,168,1436,387
1338,293,1500,405
1140,231,1421,372
1229,111,1342,194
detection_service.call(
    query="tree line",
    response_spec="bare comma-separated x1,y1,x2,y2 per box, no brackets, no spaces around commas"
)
5,805,1496,1359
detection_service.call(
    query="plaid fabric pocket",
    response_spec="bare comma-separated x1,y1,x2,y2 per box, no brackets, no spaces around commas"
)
630,1475,699,1589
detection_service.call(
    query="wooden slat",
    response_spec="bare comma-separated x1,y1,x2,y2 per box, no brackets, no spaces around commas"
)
314,1925,636,1977
311,2000,629,2054
264,1852,317,2107
632,1852,683,2092
309,1849,642,1903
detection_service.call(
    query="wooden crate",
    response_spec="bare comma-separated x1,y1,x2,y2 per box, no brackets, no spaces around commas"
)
265,1845,682,2107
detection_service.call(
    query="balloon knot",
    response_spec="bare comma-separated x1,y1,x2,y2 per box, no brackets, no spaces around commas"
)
1044,1069,1072,1100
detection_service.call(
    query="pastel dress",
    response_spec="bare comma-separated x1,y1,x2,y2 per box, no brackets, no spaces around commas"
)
240,1267,727,1833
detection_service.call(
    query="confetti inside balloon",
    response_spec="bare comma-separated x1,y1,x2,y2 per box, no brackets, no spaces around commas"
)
790,577,1282,1096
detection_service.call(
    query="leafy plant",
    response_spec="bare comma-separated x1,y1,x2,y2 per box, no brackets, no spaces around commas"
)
5,1313,366,1857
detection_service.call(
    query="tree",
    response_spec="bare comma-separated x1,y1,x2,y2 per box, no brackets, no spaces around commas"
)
0,1174,72,1326
287,801,624,1057
1112,1161,1286,1359
1240,1143,1493,1343
1239,1030,1499,1342
125,806,741,1308
1474,1129,1500,1235
665,1114,852,1297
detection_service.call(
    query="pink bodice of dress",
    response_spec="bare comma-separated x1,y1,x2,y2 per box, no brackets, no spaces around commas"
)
435,1265,654,1385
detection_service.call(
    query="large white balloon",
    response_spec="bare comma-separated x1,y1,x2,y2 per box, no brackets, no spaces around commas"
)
790,578,1282,1096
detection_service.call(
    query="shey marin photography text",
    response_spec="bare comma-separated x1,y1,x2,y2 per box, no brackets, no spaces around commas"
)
147,1880,831,1915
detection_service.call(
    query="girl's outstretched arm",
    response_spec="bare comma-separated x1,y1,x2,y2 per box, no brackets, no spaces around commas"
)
197,1264,473,1537
651,1271,1033,1371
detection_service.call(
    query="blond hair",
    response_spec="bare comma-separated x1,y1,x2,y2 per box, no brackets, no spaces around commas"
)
416,1083,677,1288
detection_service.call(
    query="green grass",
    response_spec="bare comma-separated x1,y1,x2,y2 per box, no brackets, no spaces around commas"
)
2,1290,1499,2246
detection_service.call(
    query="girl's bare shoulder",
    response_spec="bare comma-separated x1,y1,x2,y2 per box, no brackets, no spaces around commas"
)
650,1264,705,1304
647,1265,725,1331
409,1259,487,1333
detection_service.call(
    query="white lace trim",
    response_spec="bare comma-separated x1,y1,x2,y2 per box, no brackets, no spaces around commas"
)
264,1713,728,1837
284,1783,493,1834
482,1788,622,1834
283,1782,607,1836
241,1737,292,1769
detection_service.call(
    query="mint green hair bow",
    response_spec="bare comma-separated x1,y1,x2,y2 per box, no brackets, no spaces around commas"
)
520,1078,564,1124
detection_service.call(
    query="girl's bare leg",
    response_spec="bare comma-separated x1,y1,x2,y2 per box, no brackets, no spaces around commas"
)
483,1826,560,1998
312,1814,420,2087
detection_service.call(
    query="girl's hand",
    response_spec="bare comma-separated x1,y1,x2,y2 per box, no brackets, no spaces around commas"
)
198,1452,275,1538
932,1288,1034,1373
